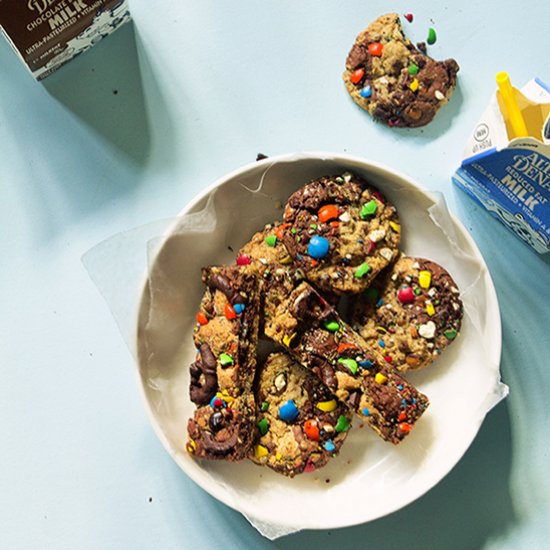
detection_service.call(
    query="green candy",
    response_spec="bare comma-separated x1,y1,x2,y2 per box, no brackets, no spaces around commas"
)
414,288,422,295
219,352,234,366
335,415,350,433
265,235,277,247
354,262,371,279
338,357,358,375
261,402,269,412
408,63,419,75
257,417,270,435
324,320,340,332
427,27,437,45
291,228,297,235
310,224,317,230
360,200,378,219
444,329,457,340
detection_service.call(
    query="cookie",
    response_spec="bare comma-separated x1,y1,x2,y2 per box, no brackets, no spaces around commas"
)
265,281,429,444
343,13,459,127
250,352,351,477
280,172,401,295
187,266,262,461
350,255,463,371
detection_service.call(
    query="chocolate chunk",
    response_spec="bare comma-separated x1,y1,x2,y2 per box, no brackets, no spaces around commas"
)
189,343,218,405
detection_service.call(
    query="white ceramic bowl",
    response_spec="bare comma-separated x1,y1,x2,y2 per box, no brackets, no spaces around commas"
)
136,153,504,530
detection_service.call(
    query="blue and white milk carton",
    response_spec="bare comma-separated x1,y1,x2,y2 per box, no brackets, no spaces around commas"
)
453,78,550,254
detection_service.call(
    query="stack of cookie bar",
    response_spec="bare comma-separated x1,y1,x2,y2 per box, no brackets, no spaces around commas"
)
186,172,463,477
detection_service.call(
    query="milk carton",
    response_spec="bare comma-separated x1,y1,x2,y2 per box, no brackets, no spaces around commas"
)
452,78,550,254
0,0,130,80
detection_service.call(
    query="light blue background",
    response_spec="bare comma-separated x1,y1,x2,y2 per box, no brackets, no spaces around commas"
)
2,1,550,548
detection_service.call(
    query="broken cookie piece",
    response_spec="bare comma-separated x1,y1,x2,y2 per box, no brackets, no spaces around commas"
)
343,13,459,127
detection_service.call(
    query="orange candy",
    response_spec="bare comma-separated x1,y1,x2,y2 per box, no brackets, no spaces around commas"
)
275,223,291,240
351,68,365,84
224,303,237,320
304,419,320,441
196,311,208,325
368,42,383,56
398,422,412,433
318,204,339,223
337,342,359,354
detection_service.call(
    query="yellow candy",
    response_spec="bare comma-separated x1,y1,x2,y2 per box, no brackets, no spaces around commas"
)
419,270,431,289
426,302,435,316
280,255,293,265
389,221,400,233
316,399,337,412
217,391,234,403
282,333,296,347
254,445,269,459
375,373,388,384
409,78,419,92
275,452,283,462
187,439,196,453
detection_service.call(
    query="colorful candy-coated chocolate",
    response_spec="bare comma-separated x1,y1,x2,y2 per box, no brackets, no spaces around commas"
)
360,199,378,218
360,85,372,98
282,332,296,346
335,415,350,433
323,440,336,453
304,460,316,472
337,357,358,375
219,352,234,366
354,262,371,279
260,401,269,412
304,419,320,441
196,311,208,325
427,27,437,45
307,235,330,259
224,303,237,320
397,286,415,304
257,417,270,436
318,204,339,223
444,329,458,340
254,444,269,459
426,302,435,316
233,303,245,314
409,78,419,92
399,422,412,433
316,399,337,412
236,253,251,266
375,372,388,384
265,234,277,247
324,320,340,332
408,63,419,75
404,13,413,22
362,407,370,416
419,270,432,288
279,399,300,422
351,68,365,84
368,42,383,56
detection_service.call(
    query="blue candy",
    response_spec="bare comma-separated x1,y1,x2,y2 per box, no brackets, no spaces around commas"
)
360,85,372,98
323,440,335,453
279,400,299,422
307,235,330,259
378,339,385,348
233,303,245,314
362,407,370,416
358,359,374,369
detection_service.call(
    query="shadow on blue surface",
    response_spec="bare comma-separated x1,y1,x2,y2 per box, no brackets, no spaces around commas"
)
42,21,167,166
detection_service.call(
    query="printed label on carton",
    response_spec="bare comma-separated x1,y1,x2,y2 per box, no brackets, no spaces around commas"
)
0,0,130,79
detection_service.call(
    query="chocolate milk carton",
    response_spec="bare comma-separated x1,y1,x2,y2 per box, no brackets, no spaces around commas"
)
0,0,130,80
453,78,550,254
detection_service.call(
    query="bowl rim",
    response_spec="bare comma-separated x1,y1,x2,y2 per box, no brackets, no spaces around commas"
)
135,151,502,530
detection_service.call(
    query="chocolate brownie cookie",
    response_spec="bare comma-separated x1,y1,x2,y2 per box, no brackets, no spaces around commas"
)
265,281,429,444
351,255,463,371
187,266,262,461
250,352,351,477
280,172,400,295
343,13,459,127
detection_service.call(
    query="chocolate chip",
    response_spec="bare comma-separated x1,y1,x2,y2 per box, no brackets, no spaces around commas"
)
209,411,224,432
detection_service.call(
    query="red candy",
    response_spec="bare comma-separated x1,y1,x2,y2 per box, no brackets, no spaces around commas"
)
304,460,316,473
397,287,415,304
224,303,237,320
236,253,251,266
366,239,376,254
399,422,412,433
368,42,383,56
404,13,413,22
196,312,208,325
398,412,407,422
304,419,320,441
351,68,365,84
318,204,339,223
384,355,393,363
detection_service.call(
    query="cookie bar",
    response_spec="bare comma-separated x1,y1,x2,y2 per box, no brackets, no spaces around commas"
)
351,255,463,371
250,352,352,477
343,13,459,127
265,281,429,444
187,266,262,460
280,172,400,295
